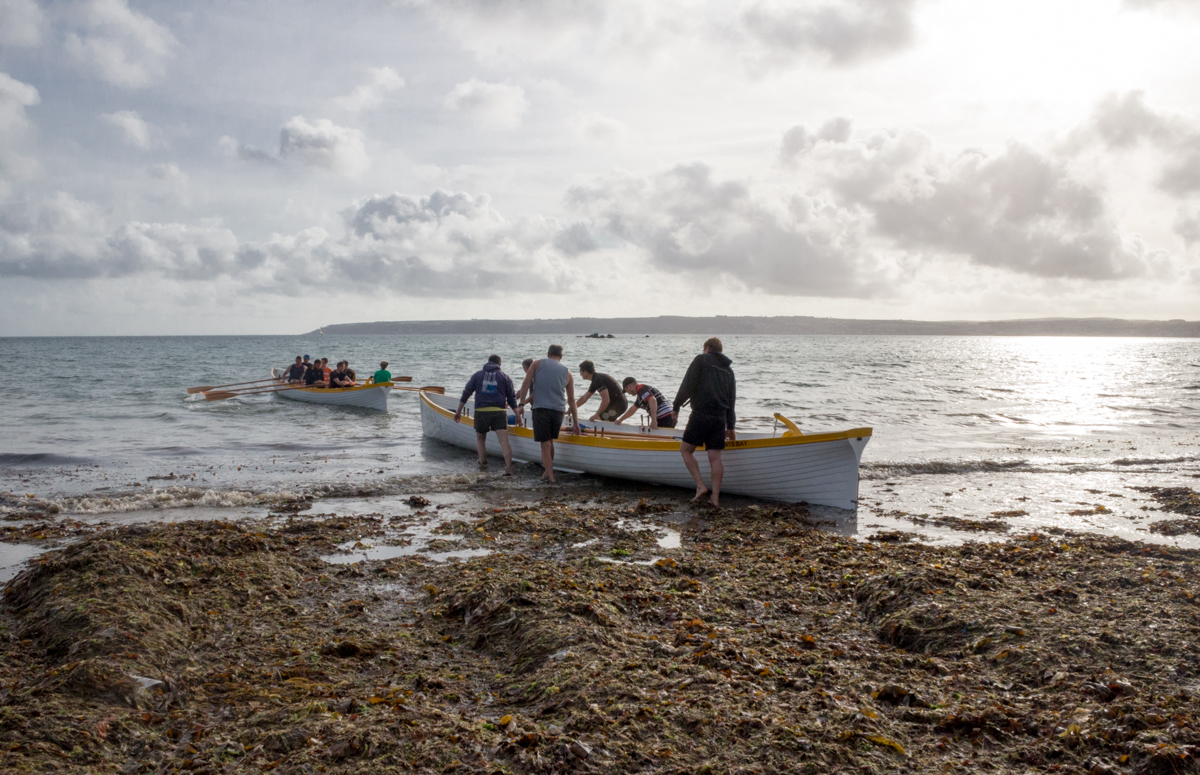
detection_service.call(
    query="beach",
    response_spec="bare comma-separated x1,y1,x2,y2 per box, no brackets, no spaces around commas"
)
2,334,1200,772
2,484,1200,773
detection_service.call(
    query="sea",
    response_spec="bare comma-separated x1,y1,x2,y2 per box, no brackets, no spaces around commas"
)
2,334,1199,576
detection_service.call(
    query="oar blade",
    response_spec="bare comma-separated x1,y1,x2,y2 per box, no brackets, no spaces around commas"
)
203,390,236,401
186,385,214,394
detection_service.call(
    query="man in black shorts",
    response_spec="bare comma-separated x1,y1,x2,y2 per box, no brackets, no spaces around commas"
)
455,355,521,474
516,344,579,483
674,337,736,507
576,360,628,422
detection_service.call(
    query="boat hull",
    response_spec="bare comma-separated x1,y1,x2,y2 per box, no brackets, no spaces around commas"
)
419,391,870,509
276,383,391,411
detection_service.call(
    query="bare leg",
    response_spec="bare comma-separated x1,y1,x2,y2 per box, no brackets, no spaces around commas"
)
707,450,723,507
540,441,556,482
496,430,514,474
680,442,708,500
475,433,488,468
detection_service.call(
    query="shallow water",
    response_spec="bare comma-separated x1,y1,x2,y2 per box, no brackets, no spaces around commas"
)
2,334,1198,558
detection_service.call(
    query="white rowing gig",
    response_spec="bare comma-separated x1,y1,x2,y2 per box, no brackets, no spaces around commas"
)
419,389,871,509
268,370,391,411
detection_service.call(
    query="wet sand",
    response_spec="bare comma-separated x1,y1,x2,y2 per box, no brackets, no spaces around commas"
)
3,478,1200,773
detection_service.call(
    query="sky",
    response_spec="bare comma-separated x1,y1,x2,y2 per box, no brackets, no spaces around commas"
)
1,0,1200,335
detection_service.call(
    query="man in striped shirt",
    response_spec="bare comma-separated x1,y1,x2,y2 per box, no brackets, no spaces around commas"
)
615,378,676,429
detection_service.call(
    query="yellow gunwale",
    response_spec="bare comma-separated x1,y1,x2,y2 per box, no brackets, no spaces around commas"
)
420,390,871,452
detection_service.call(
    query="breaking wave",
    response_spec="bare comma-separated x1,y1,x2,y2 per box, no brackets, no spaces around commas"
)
0,453,93,468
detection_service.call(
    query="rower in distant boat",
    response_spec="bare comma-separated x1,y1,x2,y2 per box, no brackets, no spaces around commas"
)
615,377,676,429
305,361,327,387
369,361,392,385
330,361,355,388
284,356,306,383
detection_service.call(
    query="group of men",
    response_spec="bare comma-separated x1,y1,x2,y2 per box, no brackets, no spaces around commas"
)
454,338,736,506
282,355,392,389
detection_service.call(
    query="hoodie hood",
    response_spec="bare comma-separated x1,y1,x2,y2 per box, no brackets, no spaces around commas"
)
704,351,732,370
483,361,502,373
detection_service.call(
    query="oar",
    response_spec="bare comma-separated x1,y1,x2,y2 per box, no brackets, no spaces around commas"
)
204,385,301,402
395,385,445,394
187,377,277,394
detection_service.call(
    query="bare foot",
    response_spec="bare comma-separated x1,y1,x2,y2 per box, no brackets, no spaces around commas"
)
503,467,513,477
708,496,720,508
690,488,709,503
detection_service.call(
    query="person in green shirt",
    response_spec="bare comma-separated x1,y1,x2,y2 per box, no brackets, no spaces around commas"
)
370,361,392,385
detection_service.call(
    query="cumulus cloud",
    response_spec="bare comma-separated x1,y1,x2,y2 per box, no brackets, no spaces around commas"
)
1079,91,1200,197
780,117,852,164
443,79,529,130
741,0,919,68
278,117,369,175
567,162,881,296
334,66,405,112
0,72,40,178
0,0,44,47
102,109,155,149
807,128,1151,280
217,135,277,165
62,0,176,88
0,188,585,296
568,111,628,144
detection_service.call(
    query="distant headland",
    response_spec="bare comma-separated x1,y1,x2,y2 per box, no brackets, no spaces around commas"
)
306,316,1200,337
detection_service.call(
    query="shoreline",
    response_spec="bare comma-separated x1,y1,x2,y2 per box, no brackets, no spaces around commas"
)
2,486,1200,773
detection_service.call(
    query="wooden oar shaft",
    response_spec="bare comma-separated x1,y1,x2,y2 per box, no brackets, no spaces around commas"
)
187,377,277,394
204,385,300,401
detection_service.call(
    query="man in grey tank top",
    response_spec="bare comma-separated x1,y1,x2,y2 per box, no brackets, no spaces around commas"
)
516,344,580,483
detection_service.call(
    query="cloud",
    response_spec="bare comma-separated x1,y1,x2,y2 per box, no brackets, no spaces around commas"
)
0,188,585,296
62,0,177,88
443,78,529,130
404,0,917,74
148,162,188,202
0,72,40,178
0,0,44,47
807,128,1151,280
217,135,277,165
1124,0,1200,11
278,116,369,175
740,0,919,68
1078,91,1200,197
779,117,852,164
101,109,155,149
568,111,628,144
1176,207,1200,246
567,162,881,296
334,66,405,112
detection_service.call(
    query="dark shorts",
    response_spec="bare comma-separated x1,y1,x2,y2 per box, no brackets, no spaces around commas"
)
655,414,677,429
682,412,727,450
597,404,623,422
532,408,565,443
474,410,508,434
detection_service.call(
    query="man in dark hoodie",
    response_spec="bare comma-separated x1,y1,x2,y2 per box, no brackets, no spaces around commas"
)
674,337,736,507
455,355,522,475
